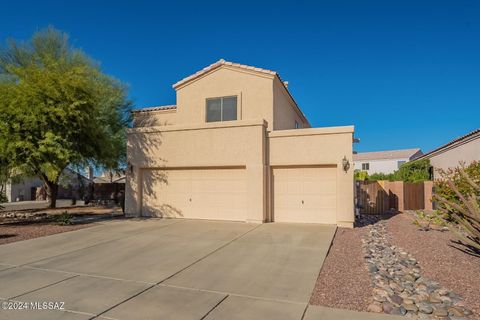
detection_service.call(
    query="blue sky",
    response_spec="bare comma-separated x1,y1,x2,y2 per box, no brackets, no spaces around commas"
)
1,0,479,153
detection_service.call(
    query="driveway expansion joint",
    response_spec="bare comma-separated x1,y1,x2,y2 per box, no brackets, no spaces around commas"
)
8,274,79,300
199,294,229,320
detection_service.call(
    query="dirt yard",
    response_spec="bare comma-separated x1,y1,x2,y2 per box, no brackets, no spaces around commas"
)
0,206,121,245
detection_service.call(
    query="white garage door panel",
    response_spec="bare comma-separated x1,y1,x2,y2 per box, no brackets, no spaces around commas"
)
142,168,247,221
273,167,337,224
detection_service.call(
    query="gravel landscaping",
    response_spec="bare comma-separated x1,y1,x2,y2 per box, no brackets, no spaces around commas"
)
310,223,372,311
311,213,478,319
363,215,473,319
0,220,93,245
387,213,479,319
0,206,122,245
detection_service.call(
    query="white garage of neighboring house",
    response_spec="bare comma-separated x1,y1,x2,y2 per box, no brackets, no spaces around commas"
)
127,60,355,227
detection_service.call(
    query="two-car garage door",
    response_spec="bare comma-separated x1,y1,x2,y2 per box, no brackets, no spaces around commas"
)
141,168,247,221
141,166,337,224
272,167,337,224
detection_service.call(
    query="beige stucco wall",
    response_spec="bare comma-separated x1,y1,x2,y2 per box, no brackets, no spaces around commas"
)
133,65,310,132
428,137,480,179
126,120,267,222
272,77,309,130
175,67,274,128
268,126,355,227
126,123,354,226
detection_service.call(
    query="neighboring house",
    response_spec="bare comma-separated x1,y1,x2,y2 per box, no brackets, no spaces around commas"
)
4,176,44,202
127,59,355,227
92,171,126,201
353,148,423,175
414,128,480,180
4,169,91,202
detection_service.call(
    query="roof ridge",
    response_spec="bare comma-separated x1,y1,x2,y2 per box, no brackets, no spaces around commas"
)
353,148,422,161
132,105,177,113
414,128,480,160
357,148,421,154
172,59,277,89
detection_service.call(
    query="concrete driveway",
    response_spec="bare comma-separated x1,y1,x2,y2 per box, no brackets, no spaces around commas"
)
0,219,399,320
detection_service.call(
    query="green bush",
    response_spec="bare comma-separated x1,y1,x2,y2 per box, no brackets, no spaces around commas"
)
55,211,74,225
434,161,480,256
368,172,394,181
354,170,369,181
435,161,480,215
354,159,431,182
392,158,431,182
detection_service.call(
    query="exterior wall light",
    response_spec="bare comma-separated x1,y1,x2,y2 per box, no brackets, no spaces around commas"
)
342,156,350,172
128,162,134,174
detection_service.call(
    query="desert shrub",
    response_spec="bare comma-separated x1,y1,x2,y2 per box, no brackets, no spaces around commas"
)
55,211,74,225
435,161,480,215
434,161,480,257
412,210,447,231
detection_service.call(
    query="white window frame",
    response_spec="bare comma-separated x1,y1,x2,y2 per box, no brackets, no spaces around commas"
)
362,163,369,170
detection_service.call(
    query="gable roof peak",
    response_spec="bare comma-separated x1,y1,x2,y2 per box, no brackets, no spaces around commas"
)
172,59,278,89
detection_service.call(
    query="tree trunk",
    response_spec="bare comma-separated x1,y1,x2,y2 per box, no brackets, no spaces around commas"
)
45,181,59,208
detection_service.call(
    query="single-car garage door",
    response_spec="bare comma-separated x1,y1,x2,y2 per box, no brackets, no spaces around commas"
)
272,166,337,224
142,168,247,221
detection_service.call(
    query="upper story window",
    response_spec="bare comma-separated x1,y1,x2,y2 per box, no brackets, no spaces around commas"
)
295,121,300,129
397,160,406,168
362,163,369,170
206,96,237,122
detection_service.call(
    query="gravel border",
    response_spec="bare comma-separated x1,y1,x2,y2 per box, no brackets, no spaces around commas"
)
0,221,94,245
309,225,372,311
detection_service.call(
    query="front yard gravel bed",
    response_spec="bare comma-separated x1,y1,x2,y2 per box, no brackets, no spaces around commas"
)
387,213,479,319
363,215,473,319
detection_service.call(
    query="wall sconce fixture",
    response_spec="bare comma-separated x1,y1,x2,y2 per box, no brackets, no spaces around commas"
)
128,162,134,174
342,156,350,172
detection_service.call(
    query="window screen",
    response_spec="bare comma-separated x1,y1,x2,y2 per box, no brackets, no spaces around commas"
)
206,96,237,122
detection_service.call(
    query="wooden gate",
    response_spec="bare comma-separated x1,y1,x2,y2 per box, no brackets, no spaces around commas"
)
356,181,430,214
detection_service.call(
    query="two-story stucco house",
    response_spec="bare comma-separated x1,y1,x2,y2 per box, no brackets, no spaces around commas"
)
126,60,355,227
353,148,423,175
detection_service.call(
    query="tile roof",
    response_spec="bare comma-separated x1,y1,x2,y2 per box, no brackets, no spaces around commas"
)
353,148,422,161
414,128,480,160
172,59,277,89
131,105,177,114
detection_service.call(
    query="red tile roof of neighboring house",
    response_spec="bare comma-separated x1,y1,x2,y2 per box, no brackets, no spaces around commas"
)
353,148,422,161
131,105,177,113
414,128,480,160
